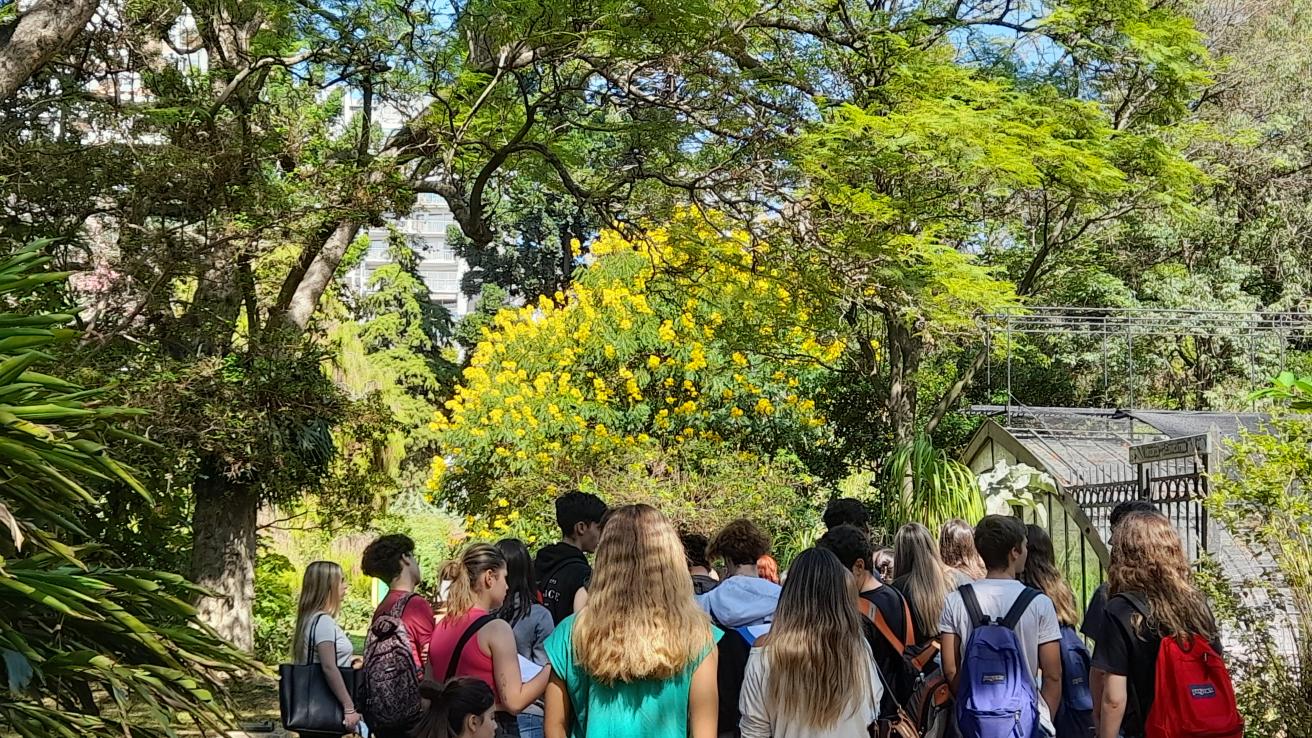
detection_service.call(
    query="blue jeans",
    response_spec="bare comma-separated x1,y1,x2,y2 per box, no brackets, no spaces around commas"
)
516,712,544,738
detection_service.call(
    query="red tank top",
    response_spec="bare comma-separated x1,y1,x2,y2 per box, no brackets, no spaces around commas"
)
428,608,498,701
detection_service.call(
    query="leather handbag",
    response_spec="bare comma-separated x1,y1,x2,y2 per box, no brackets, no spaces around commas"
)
280,613,361,734
868,638,925,738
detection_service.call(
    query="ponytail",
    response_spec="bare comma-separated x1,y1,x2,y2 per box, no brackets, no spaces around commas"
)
413,677,494,738
440,543,506,620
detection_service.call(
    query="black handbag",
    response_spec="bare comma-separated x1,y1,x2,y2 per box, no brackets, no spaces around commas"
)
280,613,361,734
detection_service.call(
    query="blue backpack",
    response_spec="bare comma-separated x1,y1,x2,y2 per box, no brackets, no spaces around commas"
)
1055,624,1095,738
955,584,1042,738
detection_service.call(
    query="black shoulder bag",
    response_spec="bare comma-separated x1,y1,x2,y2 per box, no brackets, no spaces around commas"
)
444,613,498,680
280,613,361,733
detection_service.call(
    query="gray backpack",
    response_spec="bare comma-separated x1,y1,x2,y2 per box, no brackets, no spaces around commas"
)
361,594,423,731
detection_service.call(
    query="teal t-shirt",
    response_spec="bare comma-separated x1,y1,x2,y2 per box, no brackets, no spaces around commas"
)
544,615,722,738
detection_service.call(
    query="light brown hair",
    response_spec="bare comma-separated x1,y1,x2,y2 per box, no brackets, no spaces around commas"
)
764,548,874,729
292,561,344,662
894,522,952,638
573,504,714,682
939,518,986,579
440,543,506,621
1108,512,1216,643
1021,524,1079,627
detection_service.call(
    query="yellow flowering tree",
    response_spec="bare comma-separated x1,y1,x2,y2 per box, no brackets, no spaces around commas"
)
430,212,841,538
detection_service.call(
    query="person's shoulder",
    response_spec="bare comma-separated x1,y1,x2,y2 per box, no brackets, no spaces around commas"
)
545,614,576,650
404,592,435,614
1101,592,1141,618
1029,588,1057,610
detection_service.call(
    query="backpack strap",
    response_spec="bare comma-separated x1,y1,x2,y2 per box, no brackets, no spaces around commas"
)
736,626,760,647
959,584,988,627
1115,591,1150,620
304,612,326,665
389,592,418,619
444,613,497,680
1001,587,1041,630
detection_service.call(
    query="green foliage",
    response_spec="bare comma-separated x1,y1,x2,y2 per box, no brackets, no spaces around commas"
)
1253,371,1312,411
1208,376,1312,732
0,245,255,737
1194,558,1312,738
253,547,296,665
432,215,839,512
326,234,459,508
875,434,984,540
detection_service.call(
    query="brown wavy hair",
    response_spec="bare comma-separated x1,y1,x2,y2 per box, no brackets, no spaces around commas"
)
1021,525,1079,627
573,504,714,682
1108,512,1216,643
708,518,772,567
939,518,986,579
764,548,874,729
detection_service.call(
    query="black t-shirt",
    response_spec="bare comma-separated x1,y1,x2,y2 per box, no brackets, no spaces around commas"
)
1081,581,1108,641
860,586,915,715
715,629,752,736
1091,593,1222,738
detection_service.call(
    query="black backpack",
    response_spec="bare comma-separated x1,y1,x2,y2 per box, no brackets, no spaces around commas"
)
360,594,423,731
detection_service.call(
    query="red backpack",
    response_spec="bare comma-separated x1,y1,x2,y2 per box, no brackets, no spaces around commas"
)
1119,594,1243,738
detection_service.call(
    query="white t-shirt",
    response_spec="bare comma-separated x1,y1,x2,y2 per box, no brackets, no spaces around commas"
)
938,578,1061,681
307,612,355,667
739,645,882,738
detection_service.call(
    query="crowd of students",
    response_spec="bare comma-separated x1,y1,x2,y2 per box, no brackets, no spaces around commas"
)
289,492,1241,738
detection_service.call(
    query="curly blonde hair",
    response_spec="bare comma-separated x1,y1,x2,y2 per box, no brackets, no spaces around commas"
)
573,504,714,682
1108,512,1216,643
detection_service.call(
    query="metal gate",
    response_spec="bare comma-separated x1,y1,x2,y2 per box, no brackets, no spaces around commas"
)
1050,432,1217,597
1128,433,1217,562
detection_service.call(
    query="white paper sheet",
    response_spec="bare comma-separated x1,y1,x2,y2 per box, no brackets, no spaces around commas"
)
518,654,544,682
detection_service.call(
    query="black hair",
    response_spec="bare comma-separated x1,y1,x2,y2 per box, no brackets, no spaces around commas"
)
817,524,873,572
556,491,607,538
413,677,494,738
680,531,712,570
361,533,415,583
823,498,868,531
973,515,1028,571
708,519,772,567
494,538,536,625
1110,499,1159,530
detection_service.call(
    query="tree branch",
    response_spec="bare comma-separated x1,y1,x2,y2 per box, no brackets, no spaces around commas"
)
0,0,99,101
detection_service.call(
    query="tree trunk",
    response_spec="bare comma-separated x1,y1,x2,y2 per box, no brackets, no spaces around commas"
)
190,471,259,652
0,0,99,102
280,219,361,331
885,313,922,447
885,311,924,506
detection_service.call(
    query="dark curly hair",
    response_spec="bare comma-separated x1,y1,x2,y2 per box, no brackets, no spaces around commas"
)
361,533,415,583
680,531,712,570
817,524,873,572
823,498,868,531
708,519,772,568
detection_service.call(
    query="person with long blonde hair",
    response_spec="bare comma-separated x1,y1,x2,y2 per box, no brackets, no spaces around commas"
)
891,522,952,645
292,561,361,735
939,518,986,585
543,504,719,738
428,543,552,737
1092,512,1223,738
739,547,882,737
